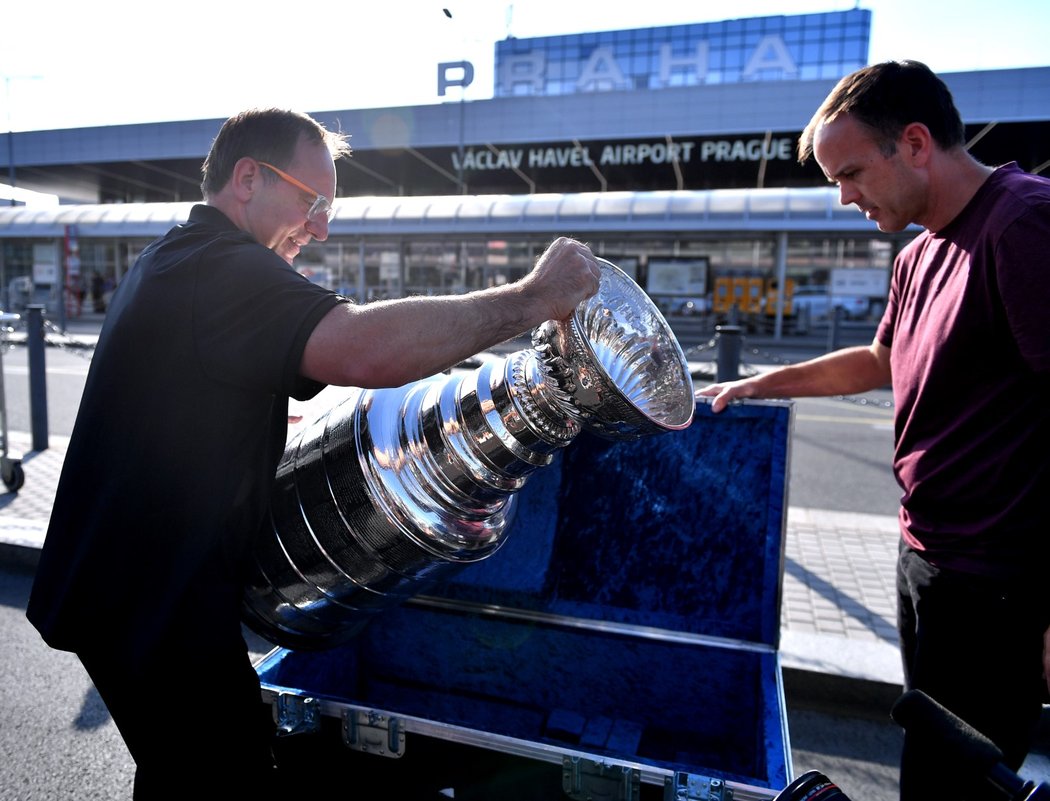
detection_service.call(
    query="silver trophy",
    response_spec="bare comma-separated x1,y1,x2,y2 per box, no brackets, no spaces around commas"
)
242,258,696,650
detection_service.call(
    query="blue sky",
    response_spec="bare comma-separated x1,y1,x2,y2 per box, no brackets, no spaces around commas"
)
2,0,1049,132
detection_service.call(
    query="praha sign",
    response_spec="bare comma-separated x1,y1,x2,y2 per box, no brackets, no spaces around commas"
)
450,137,795,173
438,34,798,96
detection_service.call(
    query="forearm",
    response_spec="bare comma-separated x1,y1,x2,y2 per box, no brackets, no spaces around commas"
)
302,284,545,388
301,237,601,388
698,340,891,412
749,345,890,398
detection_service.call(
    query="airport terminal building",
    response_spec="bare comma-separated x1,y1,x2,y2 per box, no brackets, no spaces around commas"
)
1,8,1048,334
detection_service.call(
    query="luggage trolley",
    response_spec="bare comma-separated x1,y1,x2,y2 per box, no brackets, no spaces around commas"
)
0,312,25,492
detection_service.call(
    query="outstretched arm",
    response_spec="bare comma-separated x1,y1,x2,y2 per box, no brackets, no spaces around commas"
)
300,237,602,388
697,339,892,412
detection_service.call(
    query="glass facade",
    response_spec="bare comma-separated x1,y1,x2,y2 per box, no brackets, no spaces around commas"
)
1,226,903,343
495,10,871,96
0,239,128,313
291,230,897,328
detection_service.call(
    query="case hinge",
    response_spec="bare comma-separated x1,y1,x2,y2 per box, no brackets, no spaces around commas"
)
562,756,640,801
342,709,406,758
271,692,321,737
663,772,733,800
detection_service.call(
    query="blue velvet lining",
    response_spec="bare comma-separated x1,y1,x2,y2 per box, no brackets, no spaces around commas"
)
438,399,791,647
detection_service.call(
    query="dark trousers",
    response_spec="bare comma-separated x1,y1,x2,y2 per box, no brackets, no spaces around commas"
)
78,615,283,800
896,544,1046,801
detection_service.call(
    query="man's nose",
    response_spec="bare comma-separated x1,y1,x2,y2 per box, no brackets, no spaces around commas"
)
305,215,329,242
838,181,861,207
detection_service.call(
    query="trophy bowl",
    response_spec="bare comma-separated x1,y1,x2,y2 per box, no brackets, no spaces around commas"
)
532,257,695,439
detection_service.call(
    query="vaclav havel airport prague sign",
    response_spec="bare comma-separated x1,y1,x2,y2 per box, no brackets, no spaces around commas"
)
450,137,797,173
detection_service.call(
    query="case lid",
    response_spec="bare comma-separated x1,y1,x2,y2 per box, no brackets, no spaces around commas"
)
427,399,792,648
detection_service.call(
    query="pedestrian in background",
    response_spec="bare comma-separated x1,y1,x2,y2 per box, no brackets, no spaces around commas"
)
699,60,1050,800
26,108,601,799
90,270,105,312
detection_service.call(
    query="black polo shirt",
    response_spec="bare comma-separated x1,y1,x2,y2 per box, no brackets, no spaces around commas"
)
27,204,345,662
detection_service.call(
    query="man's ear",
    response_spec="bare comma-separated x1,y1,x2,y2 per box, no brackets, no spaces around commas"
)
899,122,933,167
230,157,262,203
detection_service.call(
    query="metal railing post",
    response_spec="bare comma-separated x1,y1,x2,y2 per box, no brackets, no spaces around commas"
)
25,305,48,452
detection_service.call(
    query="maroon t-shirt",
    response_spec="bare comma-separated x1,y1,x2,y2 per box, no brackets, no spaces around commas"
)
877,163,1050,578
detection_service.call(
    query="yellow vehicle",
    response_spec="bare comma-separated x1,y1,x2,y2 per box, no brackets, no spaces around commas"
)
713,275,765,315
764,278,797,317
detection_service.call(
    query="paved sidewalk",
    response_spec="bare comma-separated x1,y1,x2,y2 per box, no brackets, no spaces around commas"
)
0,428,904,690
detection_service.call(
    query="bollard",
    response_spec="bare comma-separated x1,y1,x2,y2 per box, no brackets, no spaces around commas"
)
795,304,809,336
715,324,743,383
827,306,843,352
25,305,48,452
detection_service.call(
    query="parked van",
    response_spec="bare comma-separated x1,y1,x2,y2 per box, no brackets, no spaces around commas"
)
790,285,870,320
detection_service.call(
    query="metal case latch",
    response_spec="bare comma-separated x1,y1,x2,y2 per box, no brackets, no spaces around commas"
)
562,757,640,800
271,692,320,737
342,709,405,758
664,772,733,800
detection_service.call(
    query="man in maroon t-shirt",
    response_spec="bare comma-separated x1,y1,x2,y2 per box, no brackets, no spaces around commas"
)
699,60,1050,800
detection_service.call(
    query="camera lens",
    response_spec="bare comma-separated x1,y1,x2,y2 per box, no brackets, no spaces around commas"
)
774,770,852,800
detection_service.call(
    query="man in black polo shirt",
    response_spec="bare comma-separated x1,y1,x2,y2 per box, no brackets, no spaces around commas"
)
27,108,601,799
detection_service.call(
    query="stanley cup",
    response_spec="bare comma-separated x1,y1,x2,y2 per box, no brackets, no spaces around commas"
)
241,259,696,650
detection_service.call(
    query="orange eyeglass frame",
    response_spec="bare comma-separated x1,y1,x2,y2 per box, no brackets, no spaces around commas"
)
257,161,335,222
